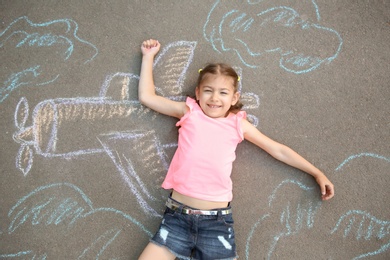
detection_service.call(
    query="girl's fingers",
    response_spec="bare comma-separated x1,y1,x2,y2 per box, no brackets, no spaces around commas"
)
142,39,158,49
322,184,334,200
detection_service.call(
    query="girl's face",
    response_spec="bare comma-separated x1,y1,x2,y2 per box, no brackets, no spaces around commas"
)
195,74,240,118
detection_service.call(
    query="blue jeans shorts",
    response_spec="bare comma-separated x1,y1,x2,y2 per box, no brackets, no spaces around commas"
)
151,196,238,260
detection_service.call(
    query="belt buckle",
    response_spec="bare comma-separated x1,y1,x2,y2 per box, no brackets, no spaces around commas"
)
181,208,199,215
182,208,218,215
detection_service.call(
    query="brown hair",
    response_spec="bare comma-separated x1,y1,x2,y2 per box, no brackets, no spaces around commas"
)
197,63,243,113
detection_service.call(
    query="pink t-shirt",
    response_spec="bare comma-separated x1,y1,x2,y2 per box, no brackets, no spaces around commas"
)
162,97,246,202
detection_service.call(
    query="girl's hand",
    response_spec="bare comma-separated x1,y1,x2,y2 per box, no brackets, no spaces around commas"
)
141,39,160,57
315,174,334,200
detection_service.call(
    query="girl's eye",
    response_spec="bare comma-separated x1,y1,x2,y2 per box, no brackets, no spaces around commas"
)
221,92,228,95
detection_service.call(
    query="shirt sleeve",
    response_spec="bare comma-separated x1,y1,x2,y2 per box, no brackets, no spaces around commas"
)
176,97,197,127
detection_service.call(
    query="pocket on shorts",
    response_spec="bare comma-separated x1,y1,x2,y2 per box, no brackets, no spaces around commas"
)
221,214,234,227
164,207,177,217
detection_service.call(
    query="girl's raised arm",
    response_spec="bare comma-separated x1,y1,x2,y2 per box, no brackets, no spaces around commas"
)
138,39,187,118
241,119,334,200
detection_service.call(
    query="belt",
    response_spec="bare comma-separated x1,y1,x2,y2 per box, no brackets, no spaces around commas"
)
166,197,232,216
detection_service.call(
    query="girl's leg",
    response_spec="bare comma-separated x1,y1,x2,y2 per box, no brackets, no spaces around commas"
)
138,242,176,260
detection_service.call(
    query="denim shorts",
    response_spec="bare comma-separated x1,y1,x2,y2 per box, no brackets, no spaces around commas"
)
151,197,238,260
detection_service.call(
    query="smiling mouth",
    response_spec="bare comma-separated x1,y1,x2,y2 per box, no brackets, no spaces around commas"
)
208,104,221,109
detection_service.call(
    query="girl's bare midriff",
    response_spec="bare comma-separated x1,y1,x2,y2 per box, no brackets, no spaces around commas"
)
171,190,229,210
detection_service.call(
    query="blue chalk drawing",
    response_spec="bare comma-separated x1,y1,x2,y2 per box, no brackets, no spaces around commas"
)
0,16,98,61
77,228,123,259
331,210,390,259
204,0,343,74
245,179,322,259
335,152,390,171
0,16,98,103
0,251,47,260
2,65,60,101
330,153,390,260
1,183,151,259
0,65,60,104
246,153,390,259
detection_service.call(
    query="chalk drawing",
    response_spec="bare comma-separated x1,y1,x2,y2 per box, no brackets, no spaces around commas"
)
246,153,390,259
245,179,322,259
0,16,98,103
331,210,390,259
11,40,259,217
335,152,390,171
12,41,260,176
11,41,197,174
0,8,385,260
330,153,390,260
204,0,343,74
0,251,46,259
98,130,171,218
0,183,151,259
4,33,386,257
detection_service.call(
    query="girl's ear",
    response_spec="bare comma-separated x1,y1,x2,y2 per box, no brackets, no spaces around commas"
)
231,92,240,105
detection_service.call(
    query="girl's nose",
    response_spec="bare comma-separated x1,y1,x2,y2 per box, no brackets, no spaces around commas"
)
211,92,218,101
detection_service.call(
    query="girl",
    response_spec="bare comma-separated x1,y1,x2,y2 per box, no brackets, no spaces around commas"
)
138,39,334,260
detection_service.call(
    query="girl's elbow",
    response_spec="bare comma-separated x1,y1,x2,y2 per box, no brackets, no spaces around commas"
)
138,95,146,105
140,99,153,109
138,91,152,105
138,95,151,107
